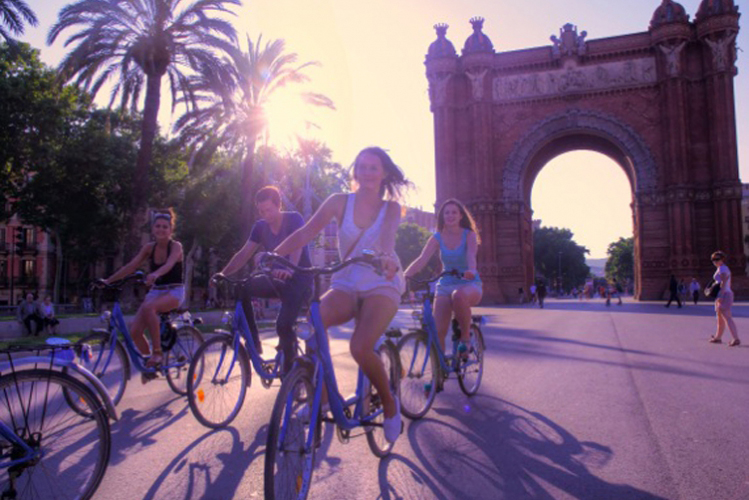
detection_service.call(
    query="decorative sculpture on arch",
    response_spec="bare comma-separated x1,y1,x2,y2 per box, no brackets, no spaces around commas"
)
466,69,488,100
704,32,737,71
550,23,587,59
430,74,452,106
658,41,687,77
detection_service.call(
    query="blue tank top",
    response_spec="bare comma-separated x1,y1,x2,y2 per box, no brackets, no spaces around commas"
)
435,230,481,287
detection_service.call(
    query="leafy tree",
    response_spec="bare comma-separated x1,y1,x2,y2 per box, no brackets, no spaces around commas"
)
0,0,37,43
47,0,240,217
0,43,88,217
605,236,634,285
174,34,334,237
395,222,441,280
533,226,590,292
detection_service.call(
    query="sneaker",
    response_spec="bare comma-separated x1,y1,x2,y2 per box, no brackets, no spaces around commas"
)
457,341,469,361
423,382,432,397
383,397,401,444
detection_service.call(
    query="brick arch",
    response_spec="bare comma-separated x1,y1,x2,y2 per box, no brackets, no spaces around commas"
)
502,109,658,203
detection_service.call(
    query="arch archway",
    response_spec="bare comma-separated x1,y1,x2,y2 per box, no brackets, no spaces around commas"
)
425,7,745,302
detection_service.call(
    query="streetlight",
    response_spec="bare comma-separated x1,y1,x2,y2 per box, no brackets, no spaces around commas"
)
558,251,562,295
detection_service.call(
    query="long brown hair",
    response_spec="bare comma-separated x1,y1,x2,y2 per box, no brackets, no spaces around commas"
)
350,146,411,200
436,198,481,244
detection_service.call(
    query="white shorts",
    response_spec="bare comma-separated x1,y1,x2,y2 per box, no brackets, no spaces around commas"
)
330,264,404,307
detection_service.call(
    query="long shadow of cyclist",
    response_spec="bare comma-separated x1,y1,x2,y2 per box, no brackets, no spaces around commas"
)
142,424,268,500
397,394,668,500
108,395,189,465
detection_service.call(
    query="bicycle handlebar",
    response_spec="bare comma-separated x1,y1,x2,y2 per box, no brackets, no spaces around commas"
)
407,269,461,287
257,251,380,276
90,271,145,291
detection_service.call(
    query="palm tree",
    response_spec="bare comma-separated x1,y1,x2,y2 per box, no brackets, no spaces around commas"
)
0,0,37,43
174,34,334,236
47,0,240,217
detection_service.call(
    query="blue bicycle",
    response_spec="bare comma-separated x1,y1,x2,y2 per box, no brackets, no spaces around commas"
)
263,252,401,500
186,273,294,428
398,270,485,419
78,272,205,408
0,340,118,499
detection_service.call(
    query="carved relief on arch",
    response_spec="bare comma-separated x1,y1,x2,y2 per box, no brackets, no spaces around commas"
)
501,109,658,202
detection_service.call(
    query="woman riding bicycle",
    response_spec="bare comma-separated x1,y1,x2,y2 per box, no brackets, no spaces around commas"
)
404,198,482,354
272,146,408,444
102,209,184,369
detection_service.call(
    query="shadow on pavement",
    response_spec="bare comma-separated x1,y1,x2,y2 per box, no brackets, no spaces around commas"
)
499,299,749,318
109,395,189,465
493,326,749,385
143,424,268,500
377,454,449,500
400,395,668,500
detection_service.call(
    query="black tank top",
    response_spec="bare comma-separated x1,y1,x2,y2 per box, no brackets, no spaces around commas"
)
150,240,183,286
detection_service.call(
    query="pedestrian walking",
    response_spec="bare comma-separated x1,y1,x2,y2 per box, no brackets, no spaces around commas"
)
707,251,740,346
665,274,682,308
537,281,547,309
689,277,700,305
518,287,525,304
529,283,537,305
606,279,623,306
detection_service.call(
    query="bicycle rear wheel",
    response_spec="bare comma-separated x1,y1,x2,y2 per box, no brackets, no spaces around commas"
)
397,330,438,419
71,332,129,409
166,326,204,395
264,364,318,500
457,325,484,396
364,340,400,457
187,335,250,428
0,369,111,500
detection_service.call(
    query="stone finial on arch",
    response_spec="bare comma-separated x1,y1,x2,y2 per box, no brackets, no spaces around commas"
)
502,109,658,202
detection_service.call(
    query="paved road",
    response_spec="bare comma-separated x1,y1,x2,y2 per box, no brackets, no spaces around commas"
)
92,298,749,500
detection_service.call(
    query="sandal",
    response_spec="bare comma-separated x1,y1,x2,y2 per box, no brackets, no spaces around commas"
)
708,336,722,344
728,339,741,347
145,351,164,368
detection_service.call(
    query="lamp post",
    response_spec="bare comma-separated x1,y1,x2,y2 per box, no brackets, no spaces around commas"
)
558,251,562,295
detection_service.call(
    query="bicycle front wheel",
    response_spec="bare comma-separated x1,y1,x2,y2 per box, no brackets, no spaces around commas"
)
397,330,438,419
365,340,401,457
0,369,111,500
187,335,250,428
264,364,318,500
73,331,129,408
165,325,204,395
457,324,485,396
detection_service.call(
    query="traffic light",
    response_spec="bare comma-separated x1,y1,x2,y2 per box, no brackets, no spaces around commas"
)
15,226,25,252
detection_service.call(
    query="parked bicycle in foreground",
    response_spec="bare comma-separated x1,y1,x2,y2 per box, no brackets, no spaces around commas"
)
77,272,204,408
398,270,486,419
187,273,295,428
0,339,117,499
262,252,401,500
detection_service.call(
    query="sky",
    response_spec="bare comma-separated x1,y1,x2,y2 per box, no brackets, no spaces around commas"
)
19,0,749,258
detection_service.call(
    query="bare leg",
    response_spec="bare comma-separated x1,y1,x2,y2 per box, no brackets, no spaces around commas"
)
317,289,357,406
350,295,398,418
132,295,180,363
715,308,727,340
433,295,453,352
722,308,740,342
129,309,152,355
451,286,482,343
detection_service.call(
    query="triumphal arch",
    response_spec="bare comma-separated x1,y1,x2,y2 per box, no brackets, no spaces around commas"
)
425,0,743,301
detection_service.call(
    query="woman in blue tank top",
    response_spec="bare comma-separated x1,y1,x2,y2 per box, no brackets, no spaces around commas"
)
404,199,482,353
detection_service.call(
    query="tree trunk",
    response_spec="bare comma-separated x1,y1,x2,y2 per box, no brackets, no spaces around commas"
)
240,144,256,238
183,242,200,309
53,230,63,304
126,72,163,260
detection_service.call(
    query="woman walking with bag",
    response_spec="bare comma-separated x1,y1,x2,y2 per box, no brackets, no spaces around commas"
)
707,251,740,346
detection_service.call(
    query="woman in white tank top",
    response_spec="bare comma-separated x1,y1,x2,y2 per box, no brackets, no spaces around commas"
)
708,250,740,346
273,147,410,444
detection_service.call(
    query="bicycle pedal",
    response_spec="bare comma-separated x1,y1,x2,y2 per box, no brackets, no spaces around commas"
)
141,371,159,384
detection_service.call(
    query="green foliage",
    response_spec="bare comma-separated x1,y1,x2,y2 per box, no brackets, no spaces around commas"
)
396,222,440,278
533,226,590,291
605,237,634,284
0,42,89,218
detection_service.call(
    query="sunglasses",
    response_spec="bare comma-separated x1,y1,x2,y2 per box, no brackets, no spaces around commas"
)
711,257,722,262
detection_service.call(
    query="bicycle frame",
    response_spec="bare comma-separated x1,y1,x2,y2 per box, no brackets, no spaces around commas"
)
411,294,460,377
279,288,386,452
97,300,189,375
0,420,37,469
207,298,284,386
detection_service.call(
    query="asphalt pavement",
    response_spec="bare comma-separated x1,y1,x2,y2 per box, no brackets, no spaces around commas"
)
91,297,749,500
